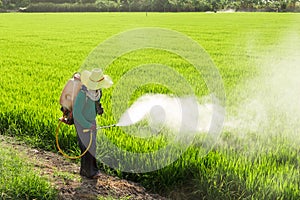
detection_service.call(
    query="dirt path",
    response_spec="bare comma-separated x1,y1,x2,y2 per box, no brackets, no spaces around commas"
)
0,135,168,200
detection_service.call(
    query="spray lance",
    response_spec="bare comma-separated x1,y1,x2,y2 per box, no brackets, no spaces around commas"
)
56,121,118,160
83,124,117,132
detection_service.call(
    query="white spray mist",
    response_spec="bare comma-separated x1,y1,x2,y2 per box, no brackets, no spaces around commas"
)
224,31,300,150
117,94,224,143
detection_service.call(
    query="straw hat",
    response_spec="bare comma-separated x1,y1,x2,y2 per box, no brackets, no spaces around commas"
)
81,68,113,90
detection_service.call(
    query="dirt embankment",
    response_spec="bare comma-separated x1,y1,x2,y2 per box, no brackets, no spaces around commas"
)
0,136,168,200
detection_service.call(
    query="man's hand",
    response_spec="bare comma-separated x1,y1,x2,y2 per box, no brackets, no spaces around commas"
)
90,123,97,131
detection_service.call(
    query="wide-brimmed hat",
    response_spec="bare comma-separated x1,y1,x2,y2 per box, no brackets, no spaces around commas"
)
81,68,113,90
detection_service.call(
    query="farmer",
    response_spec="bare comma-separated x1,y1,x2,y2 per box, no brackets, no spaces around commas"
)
73,68,113,179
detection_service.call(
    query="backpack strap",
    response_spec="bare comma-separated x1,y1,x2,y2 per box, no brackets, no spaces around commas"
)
80,85,88,102
81,85,88,92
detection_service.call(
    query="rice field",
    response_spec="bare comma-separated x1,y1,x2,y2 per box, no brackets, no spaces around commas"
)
0,144,57,199
1,12,300,199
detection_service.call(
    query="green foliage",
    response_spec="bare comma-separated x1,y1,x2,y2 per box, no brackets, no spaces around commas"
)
2,0,300,12
29,0,77,4
0,13,300,199
25,2,99,12
15,0,30,7
0,147,57,199
96,0,118,11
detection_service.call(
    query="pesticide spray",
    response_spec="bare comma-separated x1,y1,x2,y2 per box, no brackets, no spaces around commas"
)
222,30,300,154
114,94,224,145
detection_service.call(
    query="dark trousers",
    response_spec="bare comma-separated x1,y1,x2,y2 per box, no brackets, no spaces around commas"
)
74,120,99,178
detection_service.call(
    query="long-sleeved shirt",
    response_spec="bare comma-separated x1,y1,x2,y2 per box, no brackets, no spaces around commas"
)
73,89,96,129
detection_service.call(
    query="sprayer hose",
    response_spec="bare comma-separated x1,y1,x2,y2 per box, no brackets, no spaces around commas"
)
55,120,93,160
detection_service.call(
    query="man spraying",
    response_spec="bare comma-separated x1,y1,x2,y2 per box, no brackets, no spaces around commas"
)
72,68,113,179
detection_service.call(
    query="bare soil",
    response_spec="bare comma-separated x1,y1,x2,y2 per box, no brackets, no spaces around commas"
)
0,135,168,200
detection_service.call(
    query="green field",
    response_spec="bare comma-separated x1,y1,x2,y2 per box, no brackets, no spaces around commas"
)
1,13,300,199
0,144,57,199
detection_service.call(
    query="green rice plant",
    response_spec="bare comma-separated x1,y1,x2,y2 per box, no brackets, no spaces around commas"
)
0,147,57,200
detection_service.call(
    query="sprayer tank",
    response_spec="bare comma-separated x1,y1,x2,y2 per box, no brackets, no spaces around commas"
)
59,78,82,111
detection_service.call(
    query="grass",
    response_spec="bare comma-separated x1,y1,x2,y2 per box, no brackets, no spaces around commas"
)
53,170,79,182
0,12,300,199
0,146,57,200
